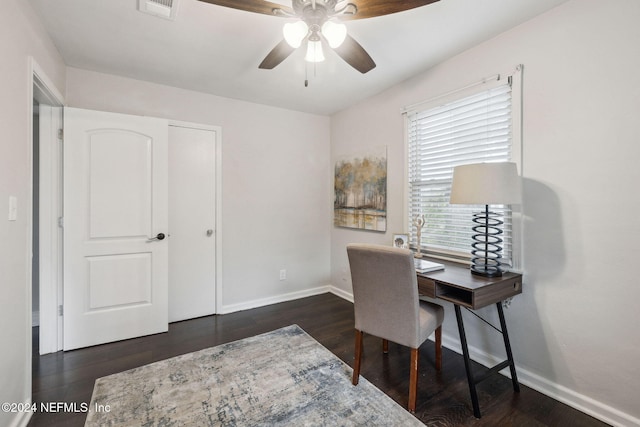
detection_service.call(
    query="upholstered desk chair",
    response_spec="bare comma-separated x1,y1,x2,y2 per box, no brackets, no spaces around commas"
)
346,243,444,412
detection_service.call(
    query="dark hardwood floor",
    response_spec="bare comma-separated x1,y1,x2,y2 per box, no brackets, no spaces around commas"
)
29,293,609,426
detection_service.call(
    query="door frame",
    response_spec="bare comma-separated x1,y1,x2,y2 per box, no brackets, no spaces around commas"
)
168,120,223,315
30,57,65,355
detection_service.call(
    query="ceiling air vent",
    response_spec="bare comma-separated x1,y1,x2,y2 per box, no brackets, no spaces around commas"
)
138,0,179,20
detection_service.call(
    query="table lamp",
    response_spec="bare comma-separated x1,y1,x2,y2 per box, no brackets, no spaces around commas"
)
449,162,522,277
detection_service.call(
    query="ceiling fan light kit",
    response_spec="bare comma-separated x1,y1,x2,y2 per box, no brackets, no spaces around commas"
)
283,2,347,64
197,0,440,73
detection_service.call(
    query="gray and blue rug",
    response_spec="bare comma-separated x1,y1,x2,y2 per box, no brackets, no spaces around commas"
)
85,324,422,426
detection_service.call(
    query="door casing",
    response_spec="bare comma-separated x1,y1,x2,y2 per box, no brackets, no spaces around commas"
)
31,57,65,355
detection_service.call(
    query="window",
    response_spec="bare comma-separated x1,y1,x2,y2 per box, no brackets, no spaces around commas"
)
405,70,522,268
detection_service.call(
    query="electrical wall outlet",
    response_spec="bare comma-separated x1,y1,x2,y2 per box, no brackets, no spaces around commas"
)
279,269,287,281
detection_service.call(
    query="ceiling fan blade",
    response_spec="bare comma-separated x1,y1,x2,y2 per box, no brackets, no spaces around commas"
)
341,0,440,20
333,35,376,74
197,0,293,16
259,40,296,69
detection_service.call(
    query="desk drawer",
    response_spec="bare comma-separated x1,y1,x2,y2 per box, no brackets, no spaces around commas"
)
417,276,436,298
474,278,522,308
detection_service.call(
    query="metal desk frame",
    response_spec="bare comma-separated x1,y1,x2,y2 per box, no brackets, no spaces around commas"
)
417,259,522,418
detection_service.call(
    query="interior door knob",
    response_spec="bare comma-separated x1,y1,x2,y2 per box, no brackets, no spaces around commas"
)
206,229,214,237
148,233,166,242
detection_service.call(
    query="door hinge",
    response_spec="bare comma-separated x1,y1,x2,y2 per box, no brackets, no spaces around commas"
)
58,217,64,228
57,129,63,140
58,305,63,316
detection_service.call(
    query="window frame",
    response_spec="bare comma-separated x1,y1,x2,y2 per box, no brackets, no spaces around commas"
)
403,66,523,271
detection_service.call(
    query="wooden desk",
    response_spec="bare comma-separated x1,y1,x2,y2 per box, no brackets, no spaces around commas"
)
417,259,522,418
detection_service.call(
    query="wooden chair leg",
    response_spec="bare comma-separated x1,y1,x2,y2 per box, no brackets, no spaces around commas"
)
352,330,363,385
435,326,442,371
408,348,419,412
382,339,389,354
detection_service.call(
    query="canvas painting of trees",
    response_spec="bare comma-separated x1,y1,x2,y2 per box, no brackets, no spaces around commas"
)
334,147,387,231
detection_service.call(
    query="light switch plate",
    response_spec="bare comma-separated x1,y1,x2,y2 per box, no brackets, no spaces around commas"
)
8,196,17,221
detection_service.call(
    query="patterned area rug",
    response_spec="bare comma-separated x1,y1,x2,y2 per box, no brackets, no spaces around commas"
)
85,324,422,426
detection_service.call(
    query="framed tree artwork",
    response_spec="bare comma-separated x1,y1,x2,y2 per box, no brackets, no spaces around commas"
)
334,146,387,231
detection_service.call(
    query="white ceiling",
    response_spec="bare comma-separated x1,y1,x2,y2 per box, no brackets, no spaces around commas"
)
29,0,569,115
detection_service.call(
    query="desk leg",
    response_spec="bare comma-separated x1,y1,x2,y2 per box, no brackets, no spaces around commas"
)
454,304,482,418
496,302,520,393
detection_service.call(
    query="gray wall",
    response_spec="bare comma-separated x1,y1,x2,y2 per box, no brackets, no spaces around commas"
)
4,0,639,426
330,0,640,425
65,67,332,313
0,1,66,426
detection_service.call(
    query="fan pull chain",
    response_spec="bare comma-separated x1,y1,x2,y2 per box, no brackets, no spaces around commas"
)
304,60,319,87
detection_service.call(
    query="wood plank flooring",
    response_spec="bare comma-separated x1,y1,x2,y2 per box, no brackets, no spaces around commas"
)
29,293,609,426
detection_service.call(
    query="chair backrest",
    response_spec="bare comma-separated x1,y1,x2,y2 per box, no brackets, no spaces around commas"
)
346,243,421,348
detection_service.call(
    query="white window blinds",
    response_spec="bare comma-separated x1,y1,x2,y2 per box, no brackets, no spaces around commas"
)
407,80,515,264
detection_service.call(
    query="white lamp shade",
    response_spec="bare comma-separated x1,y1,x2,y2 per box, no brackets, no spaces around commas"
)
283,21,308,48
321,20,346,48
449,162,522,205
305,40,325,62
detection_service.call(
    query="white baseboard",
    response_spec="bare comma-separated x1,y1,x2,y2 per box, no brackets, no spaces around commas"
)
7,398,33,427
328,285,353,303
440,325,638,427
219,285,332,314
328,288,637,427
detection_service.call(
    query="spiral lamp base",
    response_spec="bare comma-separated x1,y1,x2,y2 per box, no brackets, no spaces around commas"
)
470,205,504,277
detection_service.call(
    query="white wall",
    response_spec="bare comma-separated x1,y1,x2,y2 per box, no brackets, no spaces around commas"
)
5,1,638,426
330,0,640,425
0,1,66,426
65,68,332,313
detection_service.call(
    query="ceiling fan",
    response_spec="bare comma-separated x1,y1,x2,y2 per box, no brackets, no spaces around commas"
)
197,0,440,74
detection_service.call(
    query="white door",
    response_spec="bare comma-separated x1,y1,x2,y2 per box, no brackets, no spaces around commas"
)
168,124,216,322
63,107,168,350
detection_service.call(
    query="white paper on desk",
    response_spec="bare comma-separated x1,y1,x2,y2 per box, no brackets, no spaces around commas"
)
414,259,445,273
